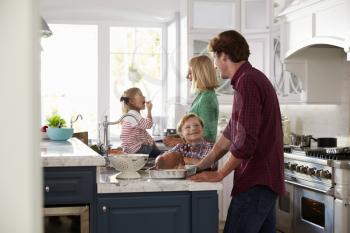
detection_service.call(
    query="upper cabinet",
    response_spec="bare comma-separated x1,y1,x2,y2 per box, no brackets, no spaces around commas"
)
180,0,273,105
188,0,239,33
241,0,271,33
187,34,235,104
279,0,350,59
186,33,270,104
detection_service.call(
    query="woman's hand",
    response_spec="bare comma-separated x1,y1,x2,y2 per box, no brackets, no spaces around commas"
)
187,171,224,182
163,136,183,147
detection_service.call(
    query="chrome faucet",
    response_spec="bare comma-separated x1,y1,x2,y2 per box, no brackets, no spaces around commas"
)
70,114,83,128
100,115,118,157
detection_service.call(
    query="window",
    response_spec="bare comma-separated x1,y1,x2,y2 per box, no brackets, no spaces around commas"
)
41,24,163,141
109,27,163,138
41,24,98,138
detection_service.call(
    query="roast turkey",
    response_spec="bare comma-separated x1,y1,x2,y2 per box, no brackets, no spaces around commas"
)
155,152,185,169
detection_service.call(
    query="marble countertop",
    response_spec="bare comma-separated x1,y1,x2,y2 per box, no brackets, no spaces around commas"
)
41,138,106,167
96,166,222,194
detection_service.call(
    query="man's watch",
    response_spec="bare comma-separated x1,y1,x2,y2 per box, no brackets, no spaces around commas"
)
185,165,197,177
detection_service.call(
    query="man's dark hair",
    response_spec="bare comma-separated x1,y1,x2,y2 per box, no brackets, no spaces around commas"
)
208,30,250,62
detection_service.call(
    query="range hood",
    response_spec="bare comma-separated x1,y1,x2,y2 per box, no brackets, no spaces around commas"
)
41,17,52,38
278,0,350,60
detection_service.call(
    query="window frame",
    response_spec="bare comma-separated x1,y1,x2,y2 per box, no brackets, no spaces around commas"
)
43,20,168,141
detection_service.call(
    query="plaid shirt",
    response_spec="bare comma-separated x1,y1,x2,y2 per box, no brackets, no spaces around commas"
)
223,61,285,196
169,140,213,159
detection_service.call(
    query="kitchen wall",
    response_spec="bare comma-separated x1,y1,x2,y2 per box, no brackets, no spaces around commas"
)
0,1,42,233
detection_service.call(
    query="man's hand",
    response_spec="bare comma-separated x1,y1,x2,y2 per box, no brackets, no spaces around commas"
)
187,171,224,182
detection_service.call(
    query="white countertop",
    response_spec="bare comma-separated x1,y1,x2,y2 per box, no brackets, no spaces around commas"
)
41,138,106,167
96,166,222,194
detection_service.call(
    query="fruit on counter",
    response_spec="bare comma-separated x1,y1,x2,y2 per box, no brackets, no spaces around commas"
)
40,125,48,132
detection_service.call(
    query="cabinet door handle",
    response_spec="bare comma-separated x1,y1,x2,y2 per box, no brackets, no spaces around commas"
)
45,186,50,193
102,206,107,212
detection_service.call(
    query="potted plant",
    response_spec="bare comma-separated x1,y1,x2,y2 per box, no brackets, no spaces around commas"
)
46,112,73,141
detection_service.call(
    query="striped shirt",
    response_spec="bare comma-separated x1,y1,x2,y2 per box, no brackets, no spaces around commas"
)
120,110,154,153
169,140,213,159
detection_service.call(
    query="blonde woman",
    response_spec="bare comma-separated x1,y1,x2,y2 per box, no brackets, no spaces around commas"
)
164,55,219,146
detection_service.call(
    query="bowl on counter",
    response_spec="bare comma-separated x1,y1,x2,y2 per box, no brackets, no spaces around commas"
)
47,127,74,141
108,154,149,179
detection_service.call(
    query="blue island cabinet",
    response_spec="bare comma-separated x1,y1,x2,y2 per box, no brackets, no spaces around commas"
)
43,166,98,233
97,191,218,233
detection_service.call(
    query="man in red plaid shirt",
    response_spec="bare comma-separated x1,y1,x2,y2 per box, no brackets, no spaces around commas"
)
189,30,285,233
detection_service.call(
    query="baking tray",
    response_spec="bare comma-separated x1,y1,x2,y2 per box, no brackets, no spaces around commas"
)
148,168,186,179
147,165,197,179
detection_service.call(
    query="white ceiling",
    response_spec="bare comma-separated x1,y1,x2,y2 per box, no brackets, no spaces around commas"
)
41,0,181,23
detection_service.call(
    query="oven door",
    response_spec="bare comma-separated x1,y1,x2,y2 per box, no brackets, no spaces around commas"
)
276,182,294,233
294,186,334,233
44,205,89,233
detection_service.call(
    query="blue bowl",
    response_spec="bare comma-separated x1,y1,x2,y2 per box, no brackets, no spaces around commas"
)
47,127,74,141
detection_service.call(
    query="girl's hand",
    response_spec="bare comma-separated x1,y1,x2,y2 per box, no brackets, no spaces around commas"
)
145,101,153,111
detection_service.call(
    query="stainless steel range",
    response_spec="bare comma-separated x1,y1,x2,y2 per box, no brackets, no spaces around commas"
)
276,146,350,233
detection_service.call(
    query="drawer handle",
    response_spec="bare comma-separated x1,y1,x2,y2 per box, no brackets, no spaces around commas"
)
102,206,107,212
45,186,50,193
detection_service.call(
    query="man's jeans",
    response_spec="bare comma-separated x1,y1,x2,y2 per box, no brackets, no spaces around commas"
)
223,185,277,233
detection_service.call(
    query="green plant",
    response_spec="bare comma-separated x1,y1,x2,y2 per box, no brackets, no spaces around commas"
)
46,112,67,128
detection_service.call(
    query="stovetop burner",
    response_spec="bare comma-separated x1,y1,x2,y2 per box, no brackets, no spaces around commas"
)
284,145,350,160
305,147,350,160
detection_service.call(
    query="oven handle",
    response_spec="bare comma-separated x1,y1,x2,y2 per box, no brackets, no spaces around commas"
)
285,180,334,195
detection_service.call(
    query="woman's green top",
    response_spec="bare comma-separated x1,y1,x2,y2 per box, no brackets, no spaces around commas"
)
189,90,219,142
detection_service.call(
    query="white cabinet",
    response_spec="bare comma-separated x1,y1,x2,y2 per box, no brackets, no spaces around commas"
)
334,198,350,233
279,0,350,59
217,153,234,221
188,0,239,33
241,0,271,33
187,34,235,104
245,33,270,76
187,33,270,104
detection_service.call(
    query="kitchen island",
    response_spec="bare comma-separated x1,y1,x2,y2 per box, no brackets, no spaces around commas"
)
41,137,105,167
42,138,222,233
